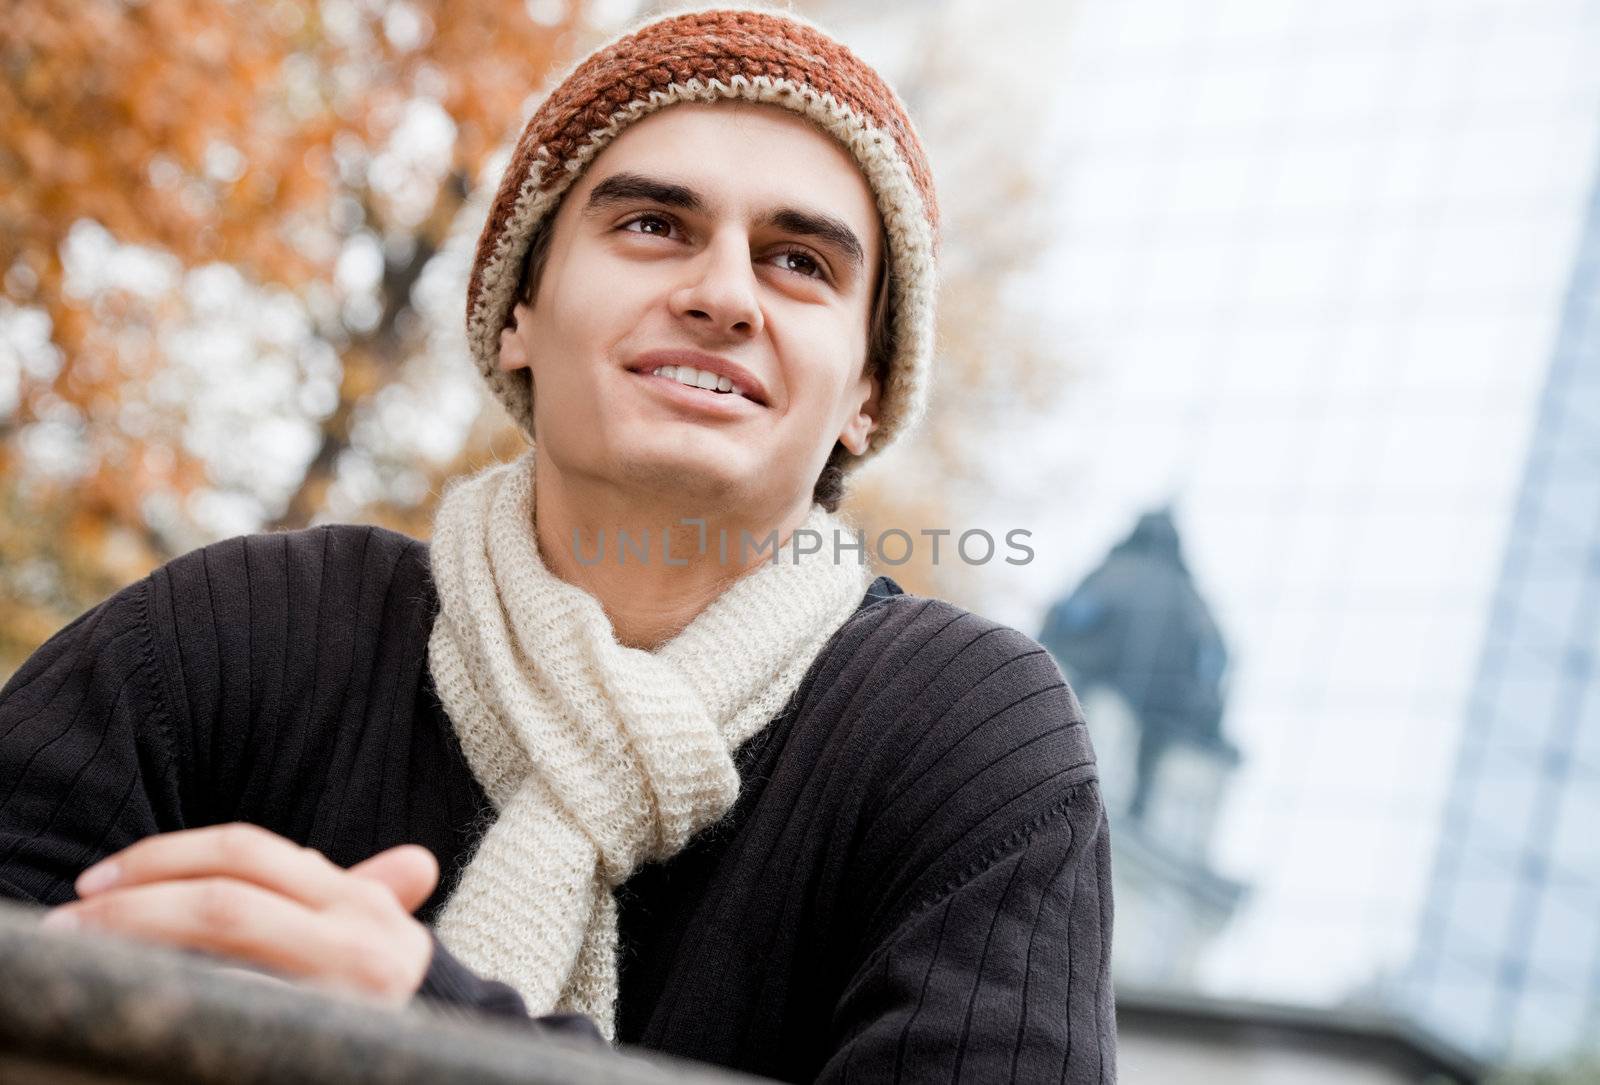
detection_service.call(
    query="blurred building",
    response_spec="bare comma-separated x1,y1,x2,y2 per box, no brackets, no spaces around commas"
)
947,0,1600,1063
819,0,1600,1068
1391,122,1600,1069
1039,507,1247,990
1117,988,1484,1085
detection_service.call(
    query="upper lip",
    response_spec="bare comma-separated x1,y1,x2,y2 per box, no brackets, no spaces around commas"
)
628,350,770,406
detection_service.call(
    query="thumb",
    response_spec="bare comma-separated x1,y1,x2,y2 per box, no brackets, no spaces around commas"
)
348,844,439,913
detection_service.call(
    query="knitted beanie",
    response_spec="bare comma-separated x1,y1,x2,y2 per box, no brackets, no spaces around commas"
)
465,3,941,470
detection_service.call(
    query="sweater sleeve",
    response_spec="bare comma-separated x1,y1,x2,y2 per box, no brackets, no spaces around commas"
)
818,778,1116,1084
0,576,184,906
416,931,607,1045
0,563,604,1044
816,613,1118,1084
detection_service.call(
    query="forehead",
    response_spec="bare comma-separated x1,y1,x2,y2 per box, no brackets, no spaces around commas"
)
576,101,881,244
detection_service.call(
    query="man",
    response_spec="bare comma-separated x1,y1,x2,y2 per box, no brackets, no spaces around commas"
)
0,6,1117,1082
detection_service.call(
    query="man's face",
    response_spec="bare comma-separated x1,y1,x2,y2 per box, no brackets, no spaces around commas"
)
497,100,883,516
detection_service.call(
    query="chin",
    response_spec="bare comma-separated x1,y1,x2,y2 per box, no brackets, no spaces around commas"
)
616,448,748,504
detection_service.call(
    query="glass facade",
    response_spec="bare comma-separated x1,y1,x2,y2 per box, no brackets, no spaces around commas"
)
1396,122,1600,1067
945,0,1600,1062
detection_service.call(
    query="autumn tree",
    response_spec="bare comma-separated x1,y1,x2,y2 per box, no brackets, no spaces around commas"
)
0,0,583,675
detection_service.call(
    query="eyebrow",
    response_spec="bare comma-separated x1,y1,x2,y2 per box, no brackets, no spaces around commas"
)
582,171,867,276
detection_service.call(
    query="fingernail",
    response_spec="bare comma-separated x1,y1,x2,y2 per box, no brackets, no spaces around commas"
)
40,910,80,931
77,861,120,895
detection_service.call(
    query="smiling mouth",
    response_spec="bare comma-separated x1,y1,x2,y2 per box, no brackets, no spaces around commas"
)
633,364,764,407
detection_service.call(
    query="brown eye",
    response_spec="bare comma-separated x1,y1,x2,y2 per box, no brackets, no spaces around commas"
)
777,249,825,280
622,213,675,237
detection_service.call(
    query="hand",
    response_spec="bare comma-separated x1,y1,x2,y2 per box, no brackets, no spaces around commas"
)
39,823,440,1007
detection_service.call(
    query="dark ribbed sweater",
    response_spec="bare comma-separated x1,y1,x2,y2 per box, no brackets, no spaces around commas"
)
0,524,1117,1083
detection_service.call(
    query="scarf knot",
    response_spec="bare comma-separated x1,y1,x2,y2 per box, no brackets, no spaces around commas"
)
426,449,871,1040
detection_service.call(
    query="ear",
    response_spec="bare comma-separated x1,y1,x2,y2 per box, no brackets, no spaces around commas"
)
837,369,882,457
497,300,533,373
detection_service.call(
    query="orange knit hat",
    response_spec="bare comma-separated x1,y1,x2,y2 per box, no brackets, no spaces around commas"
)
466,4,941,470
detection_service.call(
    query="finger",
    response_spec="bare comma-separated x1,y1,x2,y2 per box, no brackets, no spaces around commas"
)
75,823,350,910
52,878,346,984
347,845,439,913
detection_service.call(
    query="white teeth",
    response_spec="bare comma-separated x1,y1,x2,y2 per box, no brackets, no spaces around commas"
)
648,365,745,398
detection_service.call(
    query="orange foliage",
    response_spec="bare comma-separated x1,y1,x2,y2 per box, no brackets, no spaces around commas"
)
0,0,584,677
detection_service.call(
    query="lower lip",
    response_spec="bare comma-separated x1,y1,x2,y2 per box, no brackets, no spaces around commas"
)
629,369,763,417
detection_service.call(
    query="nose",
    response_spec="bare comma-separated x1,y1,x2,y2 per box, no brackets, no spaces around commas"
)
670,231,764,339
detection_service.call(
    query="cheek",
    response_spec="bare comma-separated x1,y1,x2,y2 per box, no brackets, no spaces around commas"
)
777,311,867,412
559,256,657,354
530,269,636,380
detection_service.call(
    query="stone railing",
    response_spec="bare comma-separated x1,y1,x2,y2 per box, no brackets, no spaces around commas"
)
0,899,775,1084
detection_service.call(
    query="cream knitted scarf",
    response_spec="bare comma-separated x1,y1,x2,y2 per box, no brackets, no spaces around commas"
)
426,448,872,1041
